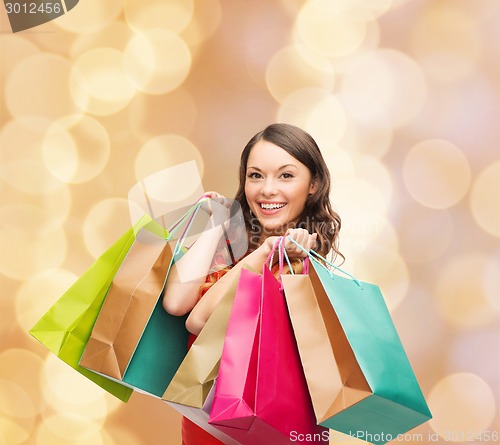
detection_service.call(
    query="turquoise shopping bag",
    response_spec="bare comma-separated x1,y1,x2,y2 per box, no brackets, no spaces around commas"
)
282,239,432,445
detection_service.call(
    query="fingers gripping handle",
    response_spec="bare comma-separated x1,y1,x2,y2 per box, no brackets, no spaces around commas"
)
264,236,308,277
286,236,362,287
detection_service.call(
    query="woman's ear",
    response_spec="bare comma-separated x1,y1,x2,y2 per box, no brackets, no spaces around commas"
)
309,178,318,195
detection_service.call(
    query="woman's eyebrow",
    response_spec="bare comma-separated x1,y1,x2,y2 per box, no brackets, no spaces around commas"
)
247,164,298,171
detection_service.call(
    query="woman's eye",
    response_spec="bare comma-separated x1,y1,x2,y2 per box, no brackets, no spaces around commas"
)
281,172,294,179
248,172,262,179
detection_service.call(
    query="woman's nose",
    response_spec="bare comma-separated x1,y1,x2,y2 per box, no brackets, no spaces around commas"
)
261,178,278,197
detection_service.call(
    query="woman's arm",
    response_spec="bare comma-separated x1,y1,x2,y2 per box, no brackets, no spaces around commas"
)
184,228,318,335
162,192,230,316
162,223,225,316
185,240,274,335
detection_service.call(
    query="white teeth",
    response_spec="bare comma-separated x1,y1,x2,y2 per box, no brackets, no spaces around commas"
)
260,203,286,210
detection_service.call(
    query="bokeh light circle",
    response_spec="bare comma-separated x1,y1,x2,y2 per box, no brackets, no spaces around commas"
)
70,48,136,116
41,354,110,421
326,19,381,77
15,269,78,333
0,117,66,195
296,2,367,58
342,217,399,262
394,285,446,366
124,29,192,95
470,160,500,238
0,35,40,94
0,378,37,444
354,155,393,203
0,417,34,445
0,183,71,236
322,146,356,180
411,5,482,83
352,245,409,312
449,331,499,400
0,379,36,419
124,0,194,34
403,139,471,209
128,88,198,140
339,93,393,158
181,0,222,47
83,198,132,259
277,88,347,146
70,22,133,59
134,134,205,202
429,373,496,439
483,252,500,311
5,54,82,120
53,0,122,33
341,49,427,127
334,176,390,219
0,349,44,416
0,228,66,280
309,0,394,21
305,94,348,149
397,206,454,263
435,254,497,328
36,414,104,445
42,115,111,184
265,44,335,104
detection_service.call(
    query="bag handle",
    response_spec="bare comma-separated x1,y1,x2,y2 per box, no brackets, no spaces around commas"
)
168,195,209,235
287,236,362,287
171,195,234,259
264,236,310,277
168,196,212,255
265,238,282,271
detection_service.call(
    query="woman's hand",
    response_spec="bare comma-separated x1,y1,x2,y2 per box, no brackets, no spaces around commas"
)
284,228,317,258
260,229,317,261
202,191,227,206
200,191,233,224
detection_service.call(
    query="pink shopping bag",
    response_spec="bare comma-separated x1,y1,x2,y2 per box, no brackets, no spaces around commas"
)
208,242,328,445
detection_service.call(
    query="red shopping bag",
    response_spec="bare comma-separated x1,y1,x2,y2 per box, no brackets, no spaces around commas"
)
208,243,328,444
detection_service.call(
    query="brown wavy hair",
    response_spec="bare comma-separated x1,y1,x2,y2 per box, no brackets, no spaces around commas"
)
234,123,343,262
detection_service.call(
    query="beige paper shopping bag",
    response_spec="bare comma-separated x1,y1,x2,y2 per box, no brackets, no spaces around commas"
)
80,222,174,379
282,266,370,424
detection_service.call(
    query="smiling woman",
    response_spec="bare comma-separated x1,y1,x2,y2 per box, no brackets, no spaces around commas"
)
235,123,342,258
163,123,343,326
244,140,316,233
162,123,343,445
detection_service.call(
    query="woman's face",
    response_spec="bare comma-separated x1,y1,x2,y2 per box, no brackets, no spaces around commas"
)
244,139,316,236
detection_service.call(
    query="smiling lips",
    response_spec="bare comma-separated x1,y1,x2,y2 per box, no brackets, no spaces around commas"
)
258,202,287,214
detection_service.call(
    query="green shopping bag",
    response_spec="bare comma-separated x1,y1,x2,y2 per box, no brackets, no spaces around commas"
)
29,215,151,402
282,240,432,445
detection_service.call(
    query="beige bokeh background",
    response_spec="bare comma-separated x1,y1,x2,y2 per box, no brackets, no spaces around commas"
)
1,0,499,444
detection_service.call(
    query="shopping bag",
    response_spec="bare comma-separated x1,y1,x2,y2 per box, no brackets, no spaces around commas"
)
29,215,151,402
281,240,432,445
163,265,251,445
208,243,328,445
79,213,195,397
